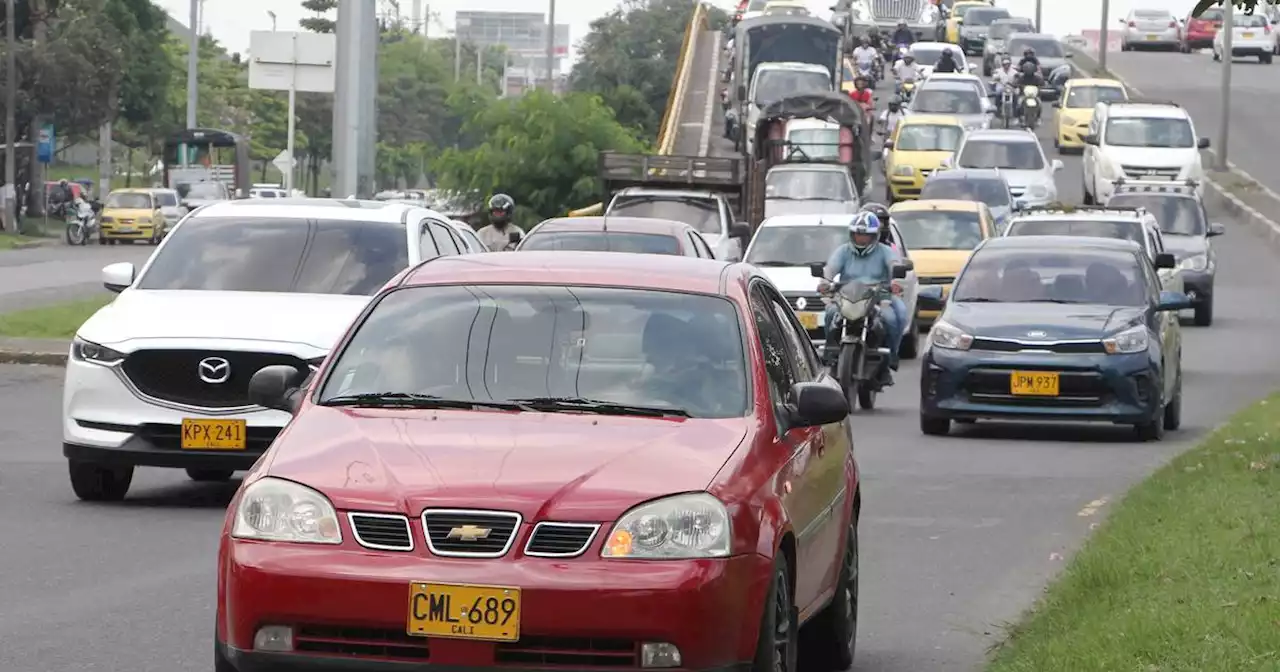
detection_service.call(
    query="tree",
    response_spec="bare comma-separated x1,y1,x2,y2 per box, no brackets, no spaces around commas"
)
300,0,337,33
433,90,646,221
1192,1,1261,16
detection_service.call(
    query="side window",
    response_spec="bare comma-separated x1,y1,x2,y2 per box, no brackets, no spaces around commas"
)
428,221,461,256
694,232,715,258
418,220,441,259
750,286,797,415
685,232,703,257
1139,255,1161,297
768,295,818,382
891,222,909,257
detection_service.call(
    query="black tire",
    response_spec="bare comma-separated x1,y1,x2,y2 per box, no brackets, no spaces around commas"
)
1262,53,1272,64
1194,297,1213,326
98,235,107,245
920,413,950,436
1134,402,1166,441
800,516,859,671
899,314,919,360
68,460,133,501
187,468,234,482
836,344,859,411
857,384,877,410
1082,178,1095,205
65,223,85,246
751,555,798,672
1163,364,1182,431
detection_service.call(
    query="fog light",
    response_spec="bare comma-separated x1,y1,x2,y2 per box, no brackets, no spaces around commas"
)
254,625,294,652
641,642,682,668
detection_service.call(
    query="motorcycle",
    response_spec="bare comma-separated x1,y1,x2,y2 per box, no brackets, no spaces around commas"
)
1021,83,1042,130
899,80,918,104
812,263,910,410
997,84,1017,128
855,60,877,87
719,87,730,111
64,198,99,246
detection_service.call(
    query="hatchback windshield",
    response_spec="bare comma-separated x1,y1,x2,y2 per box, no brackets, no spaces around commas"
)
1237,14,1267,28
965,8,1009,25
183,182,228,199
319,285,749,418
766,169,854,201
105,193,152,209
1005,218,1144,245
1065,85,1127,109
952,248,1147,305
747,225,848,266
912,88,982,114
896,124,964,151
909,47,958,67
519,232,683,255
1195,7,1223,21
155,191,178,207
1105,117,1195,148
989,21,1034,40
609,197,720,234
1108,194,1205,235
892,210,985,249
137,217,409,294
753,70,832,106
1134,10,1171,19
788,128,840,160
920,177,1011,206
957,138,1045,170
1007,38,1064,57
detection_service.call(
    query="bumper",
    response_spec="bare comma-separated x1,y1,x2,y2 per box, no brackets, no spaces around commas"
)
870,22,933,41
888,172,926,199
1011,191,1056,208
920,347,1163,423
1228,44,1272,56
220,644,753,672
1057,121,1090,148
62,356,290,469
1184,32,1215,47
100,224,158,240
219,539,771,670
1125,31,1179,45
961,35,986,53
1180,269,1214,304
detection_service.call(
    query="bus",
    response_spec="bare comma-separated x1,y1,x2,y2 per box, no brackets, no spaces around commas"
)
162,128,252,200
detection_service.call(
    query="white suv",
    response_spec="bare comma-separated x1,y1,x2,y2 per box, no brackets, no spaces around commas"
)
1213,12,1273,64
1081,101,1210,205
63,198,474,501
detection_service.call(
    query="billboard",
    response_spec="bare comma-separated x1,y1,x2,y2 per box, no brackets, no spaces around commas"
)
456,11,570,75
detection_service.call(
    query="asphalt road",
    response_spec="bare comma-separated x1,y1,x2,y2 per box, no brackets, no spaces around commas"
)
2,61,1280,672
0,243,153,313
1105,50,1280,191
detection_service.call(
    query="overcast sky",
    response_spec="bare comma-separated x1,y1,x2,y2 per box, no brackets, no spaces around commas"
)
157,0,1200,59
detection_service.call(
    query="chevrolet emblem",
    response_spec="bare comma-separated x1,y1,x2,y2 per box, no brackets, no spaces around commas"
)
446,525,492,542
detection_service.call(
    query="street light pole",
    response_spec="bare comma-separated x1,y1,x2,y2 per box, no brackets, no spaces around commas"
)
544,0,556,91
268,11,277,31
1034,0,1042,32
1216,0,1233,170
4,0,16,232
1099,0,1110,71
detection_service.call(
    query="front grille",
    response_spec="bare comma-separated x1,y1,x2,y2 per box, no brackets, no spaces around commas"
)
1008,186,1027,197
525,522,599,557
349,513,413,551
121,349,311,408
782,292,825,311
872,0,922,21
135,423,280,451
496,637,638,667
422,509,521,557
962,367,1110,406
918,276,954,286
294,625,430,661
1120,165,1180,180
969,338,1106,354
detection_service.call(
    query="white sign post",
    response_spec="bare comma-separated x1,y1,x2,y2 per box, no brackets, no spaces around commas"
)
249,31,336,193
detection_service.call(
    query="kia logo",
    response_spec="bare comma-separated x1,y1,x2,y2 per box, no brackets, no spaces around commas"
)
1025,330,1047,338
198,357,231,384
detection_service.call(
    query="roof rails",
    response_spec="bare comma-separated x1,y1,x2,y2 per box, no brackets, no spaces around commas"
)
1100,97,1181,107
1112,177,1200,194
1018,204,1149,218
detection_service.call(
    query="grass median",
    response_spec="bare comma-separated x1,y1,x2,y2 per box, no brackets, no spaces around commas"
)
0,295,114,340
988,394,1280,672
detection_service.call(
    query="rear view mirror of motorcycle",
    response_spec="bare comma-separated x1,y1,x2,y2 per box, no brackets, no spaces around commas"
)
808,262,826,278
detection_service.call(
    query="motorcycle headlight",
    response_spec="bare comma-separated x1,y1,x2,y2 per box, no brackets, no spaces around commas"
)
1177,253,1209,271
231,477,343,544
1023,85,1039,97
71,336,125,366
1102,325,1148,355
601,492,730,559
893,165,915,176
930,320,973,350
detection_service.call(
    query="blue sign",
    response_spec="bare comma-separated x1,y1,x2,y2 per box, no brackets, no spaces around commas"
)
36,123,54,163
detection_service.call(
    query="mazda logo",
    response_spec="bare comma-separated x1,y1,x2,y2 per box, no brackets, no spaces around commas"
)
198,357,231,384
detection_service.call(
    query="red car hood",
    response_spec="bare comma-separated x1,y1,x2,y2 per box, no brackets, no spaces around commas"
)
264,407,750,520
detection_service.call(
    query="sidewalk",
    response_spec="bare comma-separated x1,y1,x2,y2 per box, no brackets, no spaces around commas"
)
0,336,70,366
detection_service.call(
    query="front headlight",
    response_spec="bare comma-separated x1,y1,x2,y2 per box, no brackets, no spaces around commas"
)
930,320,973,350
1177,253,1209,271
1103,325,1148,354
71,336,125,365
601,492,730,559
1027,184,1049,197
231,477,343,544
893,165,915,176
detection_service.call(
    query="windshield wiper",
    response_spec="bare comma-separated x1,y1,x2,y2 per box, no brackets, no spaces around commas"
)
508,396,691,418
955,297,999,302
1010,298,1083,304
321,393,526,410
751,260,802,266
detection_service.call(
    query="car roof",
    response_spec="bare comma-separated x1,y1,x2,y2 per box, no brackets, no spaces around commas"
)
108,188,153,195
890,199,984,213
615,187,722,199
191,198,443,223
401,251,740,295
961,128,1040,143
900,114,966,126
918,81,977,93
770,162,848,172
992,17,1034,25
1067,78,1125,88
927,73,980,81
760,213,854,228
1007,33,1059,41
1103,103,1189,119
929,168,1007,182
980,235,1144,253
912,42,962,50
531,217,694,235
760,62,829,72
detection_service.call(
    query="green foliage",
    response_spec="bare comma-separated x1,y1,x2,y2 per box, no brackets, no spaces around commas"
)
300,0,337,33
433,90,647,221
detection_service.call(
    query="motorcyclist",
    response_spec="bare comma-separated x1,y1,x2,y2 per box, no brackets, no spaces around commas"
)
991,56,1017,92
1017,46,1040,72
893,53,924,84
818,212,905,380
858,204,908,357
852,38,879,75
877,97,904,138
891,21,914,46
934,48,960,73
1015,60,1044,89
476,193,523,251
50,179,74,216
848,75,875,114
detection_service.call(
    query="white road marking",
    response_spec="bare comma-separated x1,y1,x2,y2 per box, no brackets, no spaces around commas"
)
700,32,721,157
1076,496,1109,517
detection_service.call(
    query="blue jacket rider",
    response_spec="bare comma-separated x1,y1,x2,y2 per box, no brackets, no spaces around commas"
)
819,212,906,379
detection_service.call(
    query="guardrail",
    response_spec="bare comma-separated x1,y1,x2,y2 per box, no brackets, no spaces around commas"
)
566,2,710,217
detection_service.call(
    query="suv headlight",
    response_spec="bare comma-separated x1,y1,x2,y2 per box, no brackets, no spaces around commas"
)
1103,325,1148,354
71,336,125,365
930,320,973,350
601,493,730,559
1177,253,1209,271
1027,184,1049,197
231,477,343,544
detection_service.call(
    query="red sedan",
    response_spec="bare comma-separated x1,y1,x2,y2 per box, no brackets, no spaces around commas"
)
215,251,862,672
1181,7,1223,51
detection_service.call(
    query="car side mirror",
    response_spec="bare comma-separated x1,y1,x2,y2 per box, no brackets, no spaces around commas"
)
737,84,746,99
1082,134,1098,145
248,365,307,414
809,261,826,278
508,231,522,244
102,262,135,293
1014,199,1028,210
787,382,849,428
1156,290,1193,312
1154,252,1176,269
1051,159,1064,172
917,284,946,309
1197,137,1211,149
731,222,752,240
1207,221,1225,236
1064,52,1074,58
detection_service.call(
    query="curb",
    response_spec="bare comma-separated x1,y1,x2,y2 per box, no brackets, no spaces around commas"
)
0,349,68,366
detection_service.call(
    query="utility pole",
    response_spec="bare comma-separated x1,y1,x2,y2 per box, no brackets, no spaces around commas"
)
544,0,556,91
268,10,277,31
1034,0,1042,32
4,0,16,231
454,31,462,81
1216,0,1233,170
1098,0,1110,71
476,44,483,84
183,0,199,172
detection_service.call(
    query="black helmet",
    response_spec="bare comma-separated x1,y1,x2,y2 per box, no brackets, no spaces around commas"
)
860,202,890,225
1020,61,1037,75
488,193,515,226
1023,46,1035,56
888,96,902,110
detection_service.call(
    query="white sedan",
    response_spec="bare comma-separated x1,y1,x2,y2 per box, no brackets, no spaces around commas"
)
909,42,970,76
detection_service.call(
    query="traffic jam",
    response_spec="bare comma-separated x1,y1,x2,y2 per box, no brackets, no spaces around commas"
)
56,1,1232,670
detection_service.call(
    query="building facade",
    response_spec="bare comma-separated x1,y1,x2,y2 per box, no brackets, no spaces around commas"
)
455,10,570,91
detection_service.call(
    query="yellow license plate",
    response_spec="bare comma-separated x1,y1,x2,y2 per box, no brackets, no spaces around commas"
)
798,312,820,329
1010,371,1060,396
1145,34,1158,40
408,582,520,641
180,418,247,450
1242,32,1255,38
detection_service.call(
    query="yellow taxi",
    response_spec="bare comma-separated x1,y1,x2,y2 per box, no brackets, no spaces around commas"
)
943,0,993,44
1052,77,1128,153
762,0,808,14
99,188,166,245
884,114,966,202
889,199,995,325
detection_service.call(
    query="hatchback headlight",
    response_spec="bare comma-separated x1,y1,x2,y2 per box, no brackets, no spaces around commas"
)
1103,325,1148,354
1177,253,1209,271
71,336,125,365
231,477,343,544
601,493,730,559
930,320,973,350
893,165,915,176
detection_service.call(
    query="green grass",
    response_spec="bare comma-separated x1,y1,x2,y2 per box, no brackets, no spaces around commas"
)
0,295,114,339
0,232,44,248
987,395,1280,672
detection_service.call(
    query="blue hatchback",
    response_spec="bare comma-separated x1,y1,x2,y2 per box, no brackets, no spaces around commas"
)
917,235,1192,441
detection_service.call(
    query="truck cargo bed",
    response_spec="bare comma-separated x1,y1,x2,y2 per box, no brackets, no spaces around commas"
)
599,152,744,190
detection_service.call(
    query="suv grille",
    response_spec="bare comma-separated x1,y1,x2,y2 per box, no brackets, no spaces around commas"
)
918,276,954,286
962,367,1110,405
1120,165,1180,180
121,349,310,408
525,523,599,557
872,0,922,20
422,510,521,557
348,513,413,551
295,625,429,661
